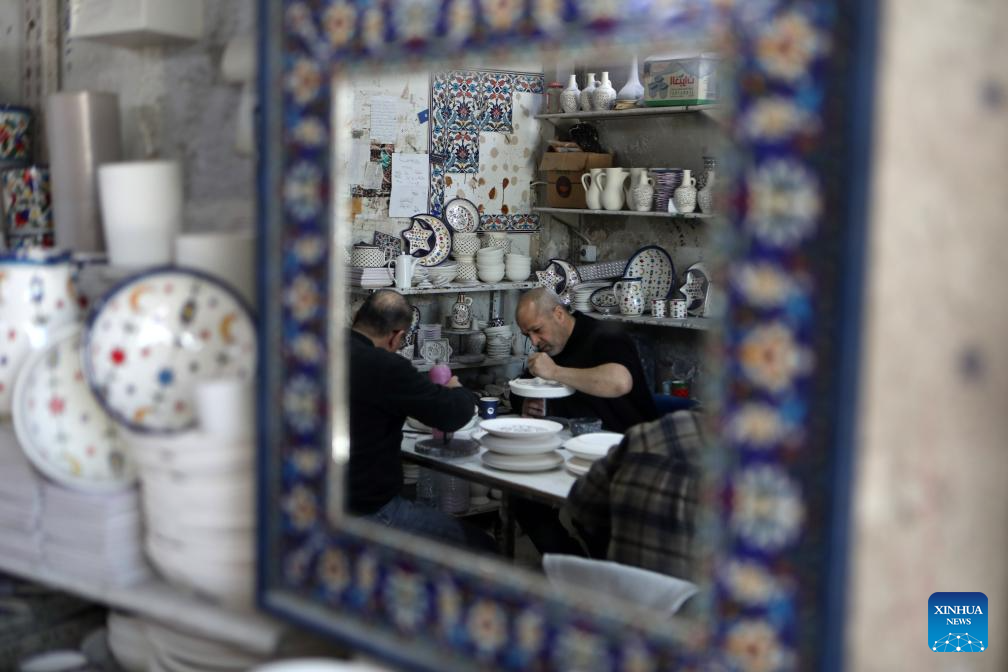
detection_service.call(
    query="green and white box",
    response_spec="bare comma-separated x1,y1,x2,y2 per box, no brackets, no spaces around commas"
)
643,53,720,107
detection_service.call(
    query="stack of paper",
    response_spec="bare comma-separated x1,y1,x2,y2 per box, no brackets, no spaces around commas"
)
0,424,43,564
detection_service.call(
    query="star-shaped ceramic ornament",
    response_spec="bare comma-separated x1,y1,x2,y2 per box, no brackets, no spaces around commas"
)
536,266,563,293
679,263,710,316
401,219,434,255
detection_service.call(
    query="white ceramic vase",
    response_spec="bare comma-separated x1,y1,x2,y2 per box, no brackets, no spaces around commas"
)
580,169,604,210
617,55,645,101
630,173,656,212
592,71,617,111
580,73,598,111
697,169,716,214
597,168,629,211
561,75,580,114
673,169,698,214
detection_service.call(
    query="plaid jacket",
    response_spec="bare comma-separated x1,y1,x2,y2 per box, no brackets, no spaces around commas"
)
563,410,703,580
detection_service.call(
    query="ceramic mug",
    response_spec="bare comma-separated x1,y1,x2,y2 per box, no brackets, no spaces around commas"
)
1,166,52,239
670,299,688,319
651,298,667,317
478,397,500,419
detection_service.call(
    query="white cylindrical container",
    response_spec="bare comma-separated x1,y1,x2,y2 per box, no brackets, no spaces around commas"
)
193,378,254,440
46,91,122,253
175,229,256,306
98,160,183,267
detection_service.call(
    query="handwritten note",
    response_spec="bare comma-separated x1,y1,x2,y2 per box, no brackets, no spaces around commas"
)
345,139,370,186
388,153,429,218
369,95,401,144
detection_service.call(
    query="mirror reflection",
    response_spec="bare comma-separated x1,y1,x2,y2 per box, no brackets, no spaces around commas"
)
339,40,728,613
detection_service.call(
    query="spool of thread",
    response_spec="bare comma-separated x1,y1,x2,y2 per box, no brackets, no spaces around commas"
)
45,92,121,253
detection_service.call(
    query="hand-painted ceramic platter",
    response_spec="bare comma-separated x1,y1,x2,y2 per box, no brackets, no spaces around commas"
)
408,214,453,267
82,267,257,434
589,286,618,311
13,325,136,492
623,245,675,304
443,198,480,233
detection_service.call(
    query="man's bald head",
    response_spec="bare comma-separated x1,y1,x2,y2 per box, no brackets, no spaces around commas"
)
516,287,564,319
353,289,412,339
516,287,574,356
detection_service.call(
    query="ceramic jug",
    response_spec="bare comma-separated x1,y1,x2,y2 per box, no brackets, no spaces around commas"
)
592,71,617,111
580,73,598,111
623,168,649,210
697,169,715,214
450,293,474,329
561,75,580,114
630,171,656,212
673,168,698,214
580,168,604,210
394,254,421,290
613,277,645,316
596,168,629,211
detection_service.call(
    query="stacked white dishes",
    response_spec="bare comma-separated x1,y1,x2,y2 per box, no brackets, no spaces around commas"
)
476,246,506,282
416,324,442,354
425,262,458,287
483,323,513,359
504,253,531,281
128,429,255,608
347,266,393,288
107,612,155,672
562,432,624,476
478,418,565,472
570,281,610,312
41,484,149,586
0,425,43,564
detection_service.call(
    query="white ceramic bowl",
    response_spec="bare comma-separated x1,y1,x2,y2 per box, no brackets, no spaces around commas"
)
506,267,530,281
478,267,506,283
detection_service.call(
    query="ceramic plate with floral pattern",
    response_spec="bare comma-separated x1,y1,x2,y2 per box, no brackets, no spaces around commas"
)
443,198,480,233
13,325,136,492
623,245,675,304
82,267,257,434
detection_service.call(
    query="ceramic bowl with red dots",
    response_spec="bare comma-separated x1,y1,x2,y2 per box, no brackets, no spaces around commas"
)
12,325,136,492
0,248,80,416
82,266,257,434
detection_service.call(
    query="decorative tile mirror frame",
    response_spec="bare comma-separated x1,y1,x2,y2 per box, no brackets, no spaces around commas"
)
257,1,878,669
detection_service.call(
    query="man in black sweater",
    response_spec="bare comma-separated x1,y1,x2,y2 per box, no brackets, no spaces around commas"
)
348,290,494,552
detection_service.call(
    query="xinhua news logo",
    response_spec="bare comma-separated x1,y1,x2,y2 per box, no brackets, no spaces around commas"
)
929,592,988,652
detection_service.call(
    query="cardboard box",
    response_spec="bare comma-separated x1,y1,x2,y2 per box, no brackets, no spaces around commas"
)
539,152,614,209
643,53,720,107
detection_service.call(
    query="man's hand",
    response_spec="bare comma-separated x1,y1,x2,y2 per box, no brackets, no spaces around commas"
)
444,375,462,389
527,352,560,380
522,398,545,417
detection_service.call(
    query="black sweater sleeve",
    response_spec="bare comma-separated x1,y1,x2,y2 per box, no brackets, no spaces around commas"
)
382,355,476,431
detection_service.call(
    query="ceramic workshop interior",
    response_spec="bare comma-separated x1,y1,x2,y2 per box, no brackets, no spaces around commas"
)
0,1,1006,671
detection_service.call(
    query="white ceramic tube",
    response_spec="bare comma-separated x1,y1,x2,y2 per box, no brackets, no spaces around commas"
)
98,160,183,267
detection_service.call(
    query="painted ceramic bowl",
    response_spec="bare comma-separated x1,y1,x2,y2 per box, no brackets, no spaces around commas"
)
82,267,257,434
12,325,136,493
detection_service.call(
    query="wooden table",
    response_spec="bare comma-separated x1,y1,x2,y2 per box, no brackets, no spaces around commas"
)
401,429,579,556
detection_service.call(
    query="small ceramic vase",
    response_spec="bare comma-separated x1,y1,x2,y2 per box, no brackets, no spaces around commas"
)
451,293,473,329
617,55,645,101
697,155,717,191
592,71,617,111
629,171,655,212
580,73,598,111
561,75,580,114
673,169,697,214
697,169,716,214
581,169,604,210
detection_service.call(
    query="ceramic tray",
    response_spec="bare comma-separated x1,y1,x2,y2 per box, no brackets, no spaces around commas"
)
13,325,136,492
563,432,624,460
479,432,563,454
481,450,564,472
82,267,257,434
623,245,675,304
589,286,618,311
479,417,565,439
443,198,480,233
508,377,576,399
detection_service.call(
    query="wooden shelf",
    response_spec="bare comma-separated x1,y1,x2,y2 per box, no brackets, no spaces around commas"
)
351,281,538,295
412,356,524,372
534,207,713,220
535,104,720,121
0,554,284,654
583,312,712,331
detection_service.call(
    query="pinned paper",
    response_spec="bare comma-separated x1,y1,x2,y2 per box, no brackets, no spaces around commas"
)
388,153,430,218
345,139,370,186
370,95,401,144
363,162,384,190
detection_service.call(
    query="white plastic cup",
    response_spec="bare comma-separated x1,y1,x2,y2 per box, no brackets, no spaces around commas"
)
98,160,183,267
175,230,256,306
193,378,254,440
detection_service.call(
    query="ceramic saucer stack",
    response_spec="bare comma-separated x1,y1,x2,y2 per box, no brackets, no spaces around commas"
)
347,266,393,288
570,281,610,313
651,169,684,213
426,262,458,287
478,418,565,472
107,612,154,672
0,425,43,565
562,432,624,476
484,323,513,359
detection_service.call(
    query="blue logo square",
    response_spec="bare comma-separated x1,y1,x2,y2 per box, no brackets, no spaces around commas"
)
929,592,988,652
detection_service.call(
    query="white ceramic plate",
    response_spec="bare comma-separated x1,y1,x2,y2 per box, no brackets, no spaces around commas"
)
405,414,479,433
82,267,257,434
479,417,564,439
481,450,564,472
479,433,563,455
623,245,675,303
12,325,136,493
563,432,624,460
443,198,480,233
565,458,591,476
508,377,576,399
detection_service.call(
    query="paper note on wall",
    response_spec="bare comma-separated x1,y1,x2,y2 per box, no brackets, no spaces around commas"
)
345,139,370,186
389,153,430,218
370,95,401,144
362,162,384,190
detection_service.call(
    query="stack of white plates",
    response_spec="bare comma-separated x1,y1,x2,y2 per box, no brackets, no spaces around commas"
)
478,418,565,472
426,262,458,287
347,267,393,288
108,612,155,672
416,324,442,352
127,430,255,608
476,247,506,283
562,432,624,476
483,323,513,359
570,281,611,313
41,484,150,586
0,425,43,564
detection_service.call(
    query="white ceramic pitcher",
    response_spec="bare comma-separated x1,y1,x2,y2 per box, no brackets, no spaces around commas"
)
613,277,645,316
597,168,629,211
580,168,605,210
394,254,421,290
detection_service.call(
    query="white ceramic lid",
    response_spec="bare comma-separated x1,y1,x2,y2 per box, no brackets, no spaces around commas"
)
479,417,564,438
508,377,576,399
